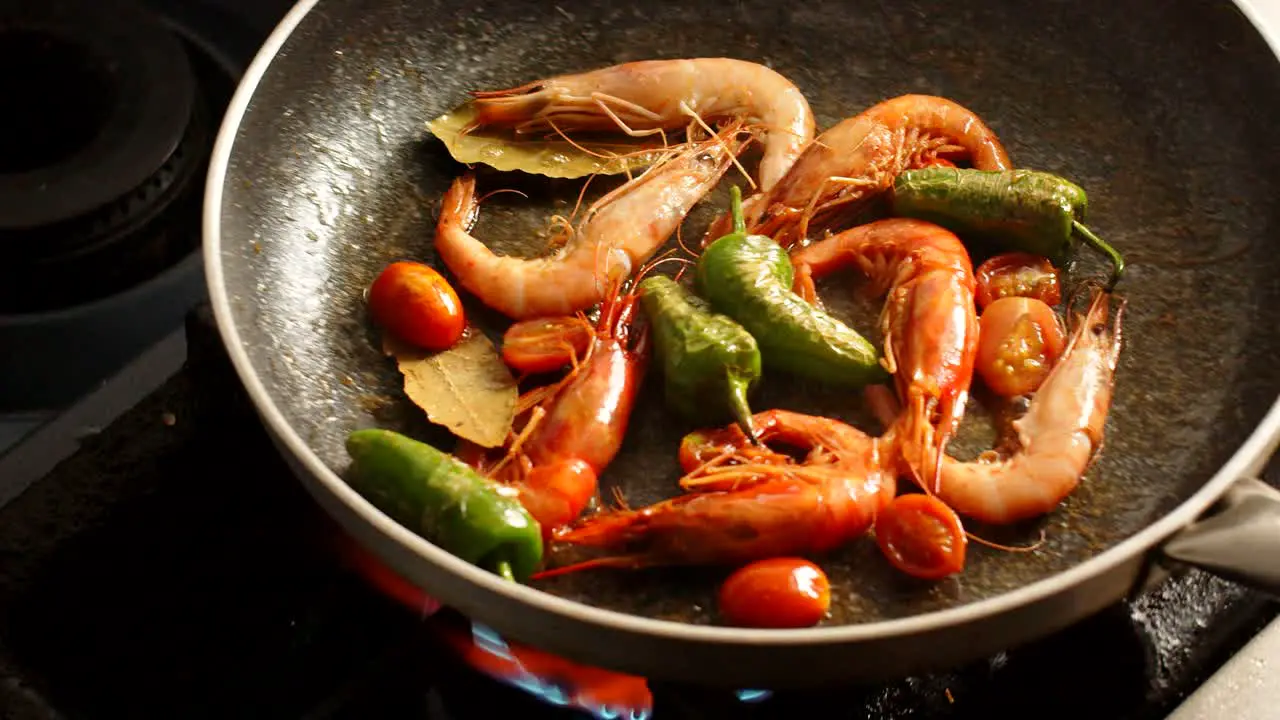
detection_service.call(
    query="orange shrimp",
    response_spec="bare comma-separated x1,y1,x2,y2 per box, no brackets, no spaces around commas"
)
468,58,815,191
476,275,651,537
536,410,894,575
675,408,886,482
903,287,1125,525
790,218,979,494
434,126,746,320
702,94,1011,247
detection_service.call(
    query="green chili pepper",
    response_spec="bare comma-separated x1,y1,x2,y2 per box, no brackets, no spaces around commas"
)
345,428,543,583
638,274,762,441
696,187,888,388
889,167,1126,290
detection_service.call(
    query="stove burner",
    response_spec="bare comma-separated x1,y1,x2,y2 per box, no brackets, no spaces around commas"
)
0,0,204,313
0,31,114,176
0,0,245,412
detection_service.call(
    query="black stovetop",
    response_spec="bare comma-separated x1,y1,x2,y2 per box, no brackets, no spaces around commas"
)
0,304,1274,720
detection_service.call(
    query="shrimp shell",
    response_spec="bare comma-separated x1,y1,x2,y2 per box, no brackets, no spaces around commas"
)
470,58,815,191
791,218,979,492
927,289,1124,524
434,128,745,320
704,94,1012,246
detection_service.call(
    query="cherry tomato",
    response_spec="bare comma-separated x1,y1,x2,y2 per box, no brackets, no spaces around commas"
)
367,262,465,351
875,493,967,580
974,252,1063,310
717,557,831,629
521,459,597,537
502,317,593,374
975,296,1067,398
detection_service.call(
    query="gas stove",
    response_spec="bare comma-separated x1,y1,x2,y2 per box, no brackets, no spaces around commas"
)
1,0,1279,718
0,0,276,448
0,304,1276,720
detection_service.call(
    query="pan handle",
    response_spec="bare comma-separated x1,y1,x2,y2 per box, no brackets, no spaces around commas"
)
1159,477,1280,598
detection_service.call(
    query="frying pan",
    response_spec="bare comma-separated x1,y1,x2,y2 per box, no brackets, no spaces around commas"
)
204,0,1280,687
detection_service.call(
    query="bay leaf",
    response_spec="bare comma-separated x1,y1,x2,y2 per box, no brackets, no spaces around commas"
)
384,330,517,448
426,102,665,179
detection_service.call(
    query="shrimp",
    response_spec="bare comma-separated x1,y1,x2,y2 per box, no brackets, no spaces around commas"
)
434,126,746,320
675,408,889,485
474,273,651,537
790,218,979,493
468,58,815,191
702,94,1012,247
906,287,1125,525
536,410,895,575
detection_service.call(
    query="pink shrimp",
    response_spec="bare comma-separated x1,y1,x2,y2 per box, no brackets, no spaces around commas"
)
536,410,894,575
903,287,1125,525
468,58,815,191
789,218,979,493
434,127,746,321
702,94,1011,248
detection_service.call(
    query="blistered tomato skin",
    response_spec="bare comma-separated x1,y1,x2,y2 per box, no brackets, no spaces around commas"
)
975,296,1067,398
717,557,831,629
875,493,967,580
501,317,593,374
367,262,466,351
974,252,1062,309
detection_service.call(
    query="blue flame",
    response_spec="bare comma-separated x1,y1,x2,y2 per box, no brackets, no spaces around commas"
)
736,688,773,703
470,622,514,661
465,621,652,720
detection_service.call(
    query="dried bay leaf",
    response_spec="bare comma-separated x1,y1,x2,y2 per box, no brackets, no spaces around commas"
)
384,330,516,448
426,102,665,179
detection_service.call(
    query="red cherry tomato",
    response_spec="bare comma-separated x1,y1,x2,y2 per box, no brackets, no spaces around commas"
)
367,262,465,351
502,317,593,374
975,296,1067,398
974,252,1063,310
718,558,831,629
875,493,967,580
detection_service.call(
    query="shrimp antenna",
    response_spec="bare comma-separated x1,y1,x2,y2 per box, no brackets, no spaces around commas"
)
674,218,700,260
965,528,1048,554
546,118,675,170
477,187,531,204
1065,276,1106,309
531,554,651,580
630,247,688,286
740,118,817,143
680,103,757,192
487,406,547,480
642,254,696,278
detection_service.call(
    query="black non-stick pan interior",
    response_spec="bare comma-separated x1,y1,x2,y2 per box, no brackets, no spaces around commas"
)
215,0,1280,626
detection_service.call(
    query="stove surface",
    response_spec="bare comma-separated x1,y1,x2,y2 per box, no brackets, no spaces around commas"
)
0,0,297,450
0,305,1274,720
1,0,1279,717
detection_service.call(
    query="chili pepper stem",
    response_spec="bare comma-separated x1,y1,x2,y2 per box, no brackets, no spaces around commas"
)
729,185,747,235
493,559,517,583
1071,220,1126,291
726,370,761,446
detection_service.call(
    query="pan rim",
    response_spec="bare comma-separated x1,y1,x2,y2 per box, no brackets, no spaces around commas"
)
204,0,1280,647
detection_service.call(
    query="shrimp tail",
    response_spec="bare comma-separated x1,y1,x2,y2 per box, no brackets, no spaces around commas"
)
439,174,481,232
